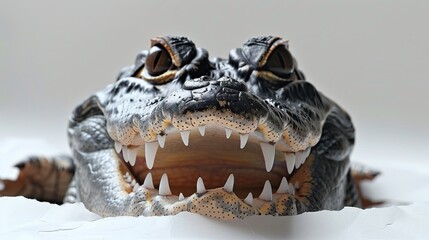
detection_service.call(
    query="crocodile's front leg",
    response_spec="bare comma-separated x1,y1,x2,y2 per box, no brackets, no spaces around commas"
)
68,114,150,216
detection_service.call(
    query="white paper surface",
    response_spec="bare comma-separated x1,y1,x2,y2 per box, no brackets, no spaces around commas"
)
1,139,429,239
1,197,429,240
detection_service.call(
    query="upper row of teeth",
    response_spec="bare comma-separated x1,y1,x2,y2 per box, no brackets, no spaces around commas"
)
115,126,311,174
133,172,297,206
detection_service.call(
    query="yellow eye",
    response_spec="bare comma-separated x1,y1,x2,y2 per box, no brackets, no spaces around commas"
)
145,45,173,76
264,46,294,78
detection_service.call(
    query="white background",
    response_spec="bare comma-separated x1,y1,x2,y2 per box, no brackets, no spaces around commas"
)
1,1,429,238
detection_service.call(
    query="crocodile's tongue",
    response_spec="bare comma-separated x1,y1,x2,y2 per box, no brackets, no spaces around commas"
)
116,126,309,199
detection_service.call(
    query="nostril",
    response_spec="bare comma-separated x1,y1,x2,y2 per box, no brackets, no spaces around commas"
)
183,77,211,90
219,77,248,92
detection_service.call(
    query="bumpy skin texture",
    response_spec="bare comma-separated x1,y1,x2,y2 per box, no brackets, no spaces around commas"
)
1,36,360,219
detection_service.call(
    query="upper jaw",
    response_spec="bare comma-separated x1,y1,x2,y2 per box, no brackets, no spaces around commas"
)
101,76,316,151
99,76,316,177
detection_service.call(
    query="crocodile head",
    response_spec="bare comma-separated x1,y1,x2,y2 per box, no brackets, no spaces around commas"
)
68,36,357,219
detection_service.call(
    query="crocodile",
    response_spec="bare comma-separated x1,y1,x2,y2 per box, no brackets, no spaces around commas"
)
0,36,376,219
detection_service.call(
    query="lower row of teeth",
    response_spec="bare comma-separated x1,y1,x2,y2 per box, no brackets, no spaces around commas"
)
115,127,312,174
127,172,298,206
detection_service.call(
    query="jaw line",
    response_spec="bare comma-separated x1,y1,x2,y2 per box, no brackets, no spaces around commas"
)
131,184,301,219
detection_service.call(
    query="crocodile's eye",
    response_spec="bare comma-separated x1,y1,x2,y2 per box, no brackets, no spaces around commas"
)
265,46,294,78
145,45,173,76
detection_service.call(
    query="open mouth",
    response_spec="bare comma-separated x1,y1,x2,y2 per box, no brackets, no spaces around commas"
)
96,76,322,218
113,124,312,208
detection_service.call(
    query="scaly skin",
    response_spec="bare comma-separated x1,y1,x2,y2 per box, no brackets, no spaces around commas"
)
0,36,360,219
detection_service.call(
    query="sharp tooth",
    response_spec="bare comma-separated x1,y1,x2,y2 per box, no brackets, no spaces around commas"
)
223,174,234,193
129,148,138,166
244,192,253,206
288,183,295,195
260,142,275,172
225,128,232,139
240,134,249,149
145,141,159,169
143,173,154,189
157,135,166,148
122,146,129,163
276,177,289,194
159,173,172,196
180,131,190,146
124,172,130,180
133,183,140,192
179,193,185,201
284,153,296,174
258,180,273,201
295,151,305,169
196,177,206,194
198,126,206,136
125,147,138,166
303,147,311,163
114,141,122,153
126,174,132,183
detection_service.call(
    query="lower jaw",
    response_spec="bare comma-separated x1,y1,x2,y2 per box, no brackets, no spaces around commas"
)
130,166,287,198
120,157,314,219
131,187,302,219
